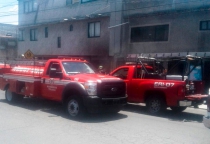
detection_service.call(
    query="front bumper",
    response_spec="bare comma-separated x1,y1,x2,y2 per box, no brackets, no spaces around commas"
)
83,95,127,113
203,112,210,128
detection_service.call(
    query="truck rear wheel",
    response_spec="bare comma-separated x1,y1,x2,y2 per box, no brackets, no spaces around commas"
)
170,107,187,113
65,96,86,118
5,88,23,103
146,97,166,114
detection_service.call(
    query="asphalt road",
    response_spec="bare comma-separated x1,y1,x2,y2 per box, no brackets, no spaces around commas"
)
0,90,209,144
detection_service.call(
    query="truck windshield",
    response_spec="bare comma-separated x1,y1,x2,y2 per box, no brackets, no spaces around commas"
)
62,62,95,75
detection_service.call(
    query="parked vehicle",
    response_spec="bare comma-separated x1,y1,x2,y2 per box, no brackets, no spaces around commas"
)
0,58,127,118
203,95,210,128
110,57,207,114
166,55,208,95
160,55,207,106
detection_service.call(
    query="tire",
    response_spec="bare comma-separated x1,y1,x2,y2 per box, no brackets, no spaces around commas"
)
65,96,86,119
170,106,187,113
110,108,122,113
5,88,23,103
146,97,166,114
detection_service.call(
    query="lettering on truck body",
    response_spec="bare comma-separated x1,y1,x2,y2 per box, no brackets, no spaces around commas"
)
154,82,175,89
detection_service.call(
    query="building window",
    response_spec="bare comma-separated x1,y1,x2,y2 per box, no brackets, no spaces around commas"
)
81,0,95,3
88,22,100,38
24,0,38,13
200,20,210,30
69,25,73,31
131,24,169,42
66,0,79,5
30,29,38,41
19,30,24,41
58,37,61,48
45,27,48,38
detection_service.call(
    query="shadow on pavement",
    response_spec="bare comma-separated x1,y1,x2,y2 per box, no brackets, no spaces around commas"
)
1,98,204,123
0,98,127,123
123,103,205,123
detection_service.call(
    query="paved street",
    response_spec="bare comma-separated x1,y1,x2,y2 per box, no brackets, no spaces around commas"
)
0,90,209,144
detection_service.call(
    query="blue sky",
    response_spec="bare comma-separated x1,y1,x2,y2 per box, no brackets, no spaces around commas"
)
0,0,18,25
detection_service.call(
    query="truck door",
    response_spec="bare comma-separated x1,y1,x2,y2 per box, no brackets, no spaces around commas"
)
41,62,64,101
129,67,148,103
111,67,136,102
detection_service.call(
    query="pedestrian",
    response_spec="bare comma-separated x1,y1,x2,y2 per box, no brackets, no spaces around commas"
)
98,65,106,74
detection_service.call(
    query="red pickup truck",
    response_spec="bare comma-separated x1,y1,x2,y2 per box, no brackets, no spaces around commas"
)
0,58,127,118
110,57,207,114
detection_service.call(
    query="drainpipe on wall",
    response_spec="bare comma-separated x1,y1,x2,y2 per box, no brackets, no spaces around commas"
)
34,4,40,24
109,0,125,70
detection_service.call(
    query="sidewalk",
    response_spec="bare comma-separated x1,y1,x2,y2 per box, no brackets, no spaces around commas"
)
189,104,207,110
198,104,207,110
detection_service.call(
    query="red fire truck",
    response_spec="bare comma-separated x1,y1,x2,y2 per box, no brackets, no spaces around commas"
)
0,58,127,118
110,56,207,114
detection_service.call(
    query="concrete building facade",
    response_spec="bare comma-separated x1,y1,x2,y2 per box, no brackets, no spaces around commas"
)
122,0,210,55
18,0,121,71
0,23,18,59
17,0,210,71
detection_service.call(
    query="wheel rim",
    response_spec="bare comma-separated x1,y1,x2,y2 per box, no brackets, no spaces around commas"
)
149,99,161,113
67,99,79,117
6,90,13,102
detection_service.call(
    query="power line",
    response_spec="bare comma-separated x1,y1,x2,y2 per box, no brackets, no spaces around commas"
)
0,1,17,9
0,0,17,4
0,1,18,18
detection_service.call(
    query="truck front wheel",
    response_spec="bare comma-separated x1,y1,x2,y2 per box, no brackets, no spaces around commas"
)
146,97,166,114
170,107,187,113
65,96,86,118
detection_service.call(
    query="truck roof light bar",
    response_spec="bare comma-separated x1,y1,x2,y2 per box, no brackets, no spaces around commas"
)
125,62,136,65
57,56,86,61
125,56,156,63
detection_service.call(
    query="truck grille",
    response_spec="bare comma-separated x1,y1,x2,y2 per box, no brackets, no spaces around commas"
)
97,81,126,98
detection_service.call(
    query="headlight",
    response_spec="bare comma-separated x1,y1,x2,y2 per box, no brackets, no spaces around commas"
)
84,82,97,96
208,88,210,95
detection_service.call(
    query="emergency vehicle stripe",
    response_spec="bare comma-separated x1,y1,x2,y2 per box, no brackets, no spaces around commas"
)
2,74,41,83
2,74,78,86
44,79,71,85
